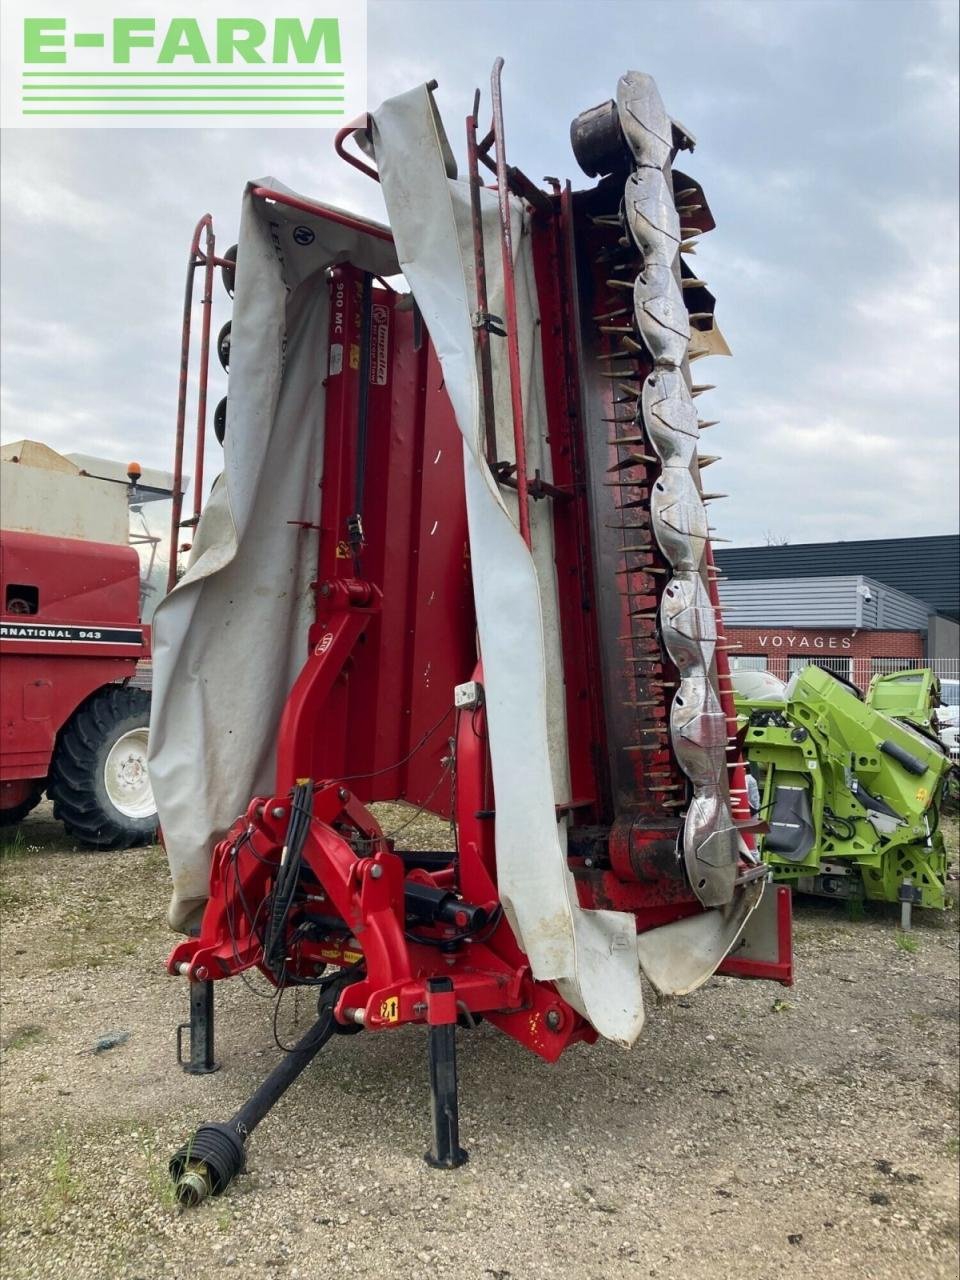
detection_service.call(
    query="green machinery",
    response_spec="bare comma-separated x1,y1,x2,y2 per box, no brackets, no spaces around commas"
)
733,664,955,910
865,666,940,732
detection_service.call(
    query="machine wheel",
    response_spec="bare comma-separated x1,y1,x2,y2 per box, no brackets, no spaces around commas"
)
0,787,43,828
48,686,157,850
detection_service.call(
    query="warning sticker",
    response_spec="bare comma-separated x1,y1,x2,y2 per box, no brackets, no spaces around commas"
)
328,343,343,377
379,996,399,1023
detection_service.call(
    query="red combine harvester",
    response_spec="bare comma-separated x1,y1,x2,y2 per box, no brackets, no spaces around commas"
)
155,64,793,1205
0,444,158,847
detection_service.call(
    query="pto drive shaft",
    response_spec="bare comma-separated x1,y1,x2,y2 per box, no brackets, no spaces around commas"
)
170,1004,337,1206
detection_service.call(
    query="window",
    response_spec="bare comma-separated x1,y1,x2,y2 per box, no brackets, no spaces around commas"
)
4,584,38,615
730,655,768,672
788,656,852,681
871,657,915,676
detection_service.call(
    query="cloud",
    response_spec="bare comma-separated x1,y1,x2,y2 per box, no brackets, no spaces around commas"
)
0,0,957,550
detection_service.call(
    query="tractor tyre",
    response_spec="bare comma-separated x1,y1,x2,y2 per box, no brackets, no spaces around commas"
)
0,787,43,828
49,686,157,850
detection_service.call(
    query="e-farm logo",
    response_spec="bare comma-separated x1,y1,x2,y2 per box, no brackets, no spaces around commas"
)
1,1,366,128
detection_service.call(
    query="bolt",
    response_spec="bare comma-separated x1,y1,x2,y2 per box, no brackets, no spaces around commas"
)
338,788,349,802
369,864,383,880
271,806,286,819
412,1002,428,1017
319,582,332,597
545,1009,563,1032
194,967,209,982
584,857,594,868
175,1162,213,1207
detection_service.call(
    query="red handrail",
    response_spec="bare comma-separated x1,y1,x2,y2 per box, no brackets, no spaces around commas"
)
169,214,214,592
249,186,393,243
334,117,380,183
489,58,531,549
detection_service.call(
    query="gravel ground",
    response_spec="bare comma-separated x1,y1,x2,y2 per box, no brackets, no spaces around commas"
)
1,802,957,1280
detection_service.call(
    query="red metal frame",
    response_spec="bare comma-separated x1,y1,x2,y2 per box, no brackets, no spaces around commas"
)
249,187,393,242
169,195,394,590
169,215,219,591
170,65,792,1061
334,117,380,183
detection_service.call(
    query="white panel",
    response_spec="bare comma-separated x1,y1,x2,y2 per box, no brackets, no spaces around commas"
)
0,462,128,545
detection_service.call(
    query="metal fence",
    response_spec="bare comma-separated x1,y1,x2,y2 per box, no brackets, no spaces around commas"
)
731,654,960,694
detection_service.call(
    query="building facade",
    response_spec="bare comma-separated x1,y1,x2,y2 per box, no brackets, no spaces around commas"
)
715,538,959,691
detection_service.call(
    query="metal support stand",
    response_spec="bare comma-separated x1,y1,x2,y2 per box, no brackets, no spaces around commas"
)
899,878,920,931
171,1004,338,1205
177,979,220,1075
424,977,468,1169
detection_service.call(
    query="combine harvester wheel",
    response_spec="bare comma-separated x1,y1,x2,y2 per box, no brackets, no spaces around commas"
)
49,686,156,849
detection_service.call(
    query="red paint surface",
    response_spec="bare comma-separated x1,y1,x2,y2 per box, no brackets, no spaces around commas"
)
173,191,792,1061
0,530,145,790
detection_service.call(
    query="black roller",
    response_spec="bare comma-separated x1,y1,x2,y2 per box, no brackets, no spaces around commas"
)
221,244,238,298
570,98,627,178
217,320,231,373
880,739,928,777
213,396,227,445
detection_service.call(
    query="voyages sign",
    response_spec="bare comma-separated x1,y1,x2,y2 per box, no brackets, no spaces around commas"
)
755,633,854,651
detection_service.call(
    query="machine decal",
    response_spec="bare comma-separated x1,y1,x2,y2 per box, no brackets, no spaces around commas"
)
0,623,143,646
380,996,399,1022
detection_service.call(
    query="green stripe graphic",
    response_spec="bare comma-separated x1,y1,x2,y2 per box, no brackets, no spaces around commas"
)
23,109,345,115
23,96,345,102
21,85,345,92
22,70,345,77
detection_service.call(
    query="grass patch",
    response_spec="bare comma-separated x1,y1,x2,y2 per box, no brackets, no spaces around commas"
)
895,932,920,954
845,897,866,922
0,829,28,861
140,1132,182,1213
41,1130,79,1222
0,870,31,915
3,1024,44,1051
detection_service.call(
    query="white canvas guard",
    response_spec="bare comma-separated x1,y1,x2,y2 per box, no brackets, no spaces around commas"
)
370,85,647,1046
149,180,397,931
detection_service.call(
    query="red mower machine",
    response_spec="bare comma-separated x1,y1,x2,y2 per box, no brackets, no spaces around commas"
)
0,443,158,847
155,65,793,1205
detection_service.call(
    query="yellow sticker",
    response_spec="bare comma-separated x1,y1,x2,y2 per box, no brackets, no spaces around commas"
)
379,996,399,1023
916,787,928,803
348,343,360,370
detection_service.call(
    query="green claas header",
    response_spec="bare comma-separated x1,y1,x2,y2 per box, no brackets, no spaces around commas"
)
733,664,955,911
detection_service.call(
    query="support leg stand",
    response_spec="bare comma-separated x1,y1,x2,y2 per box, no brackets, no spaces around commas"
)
177,979,220,1075
424,977,468,1169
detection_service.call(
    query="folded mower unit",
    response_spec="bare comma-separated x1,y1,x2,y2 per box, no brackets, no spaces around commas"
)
153,62,792,1204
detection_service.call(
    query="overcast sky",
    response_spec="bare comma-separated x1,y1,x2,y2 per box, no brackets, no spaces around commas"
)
1,0,957,546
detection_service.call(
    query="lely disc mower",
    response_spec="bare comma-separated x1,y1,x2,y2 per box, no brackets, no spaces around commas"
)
151,63,793,1205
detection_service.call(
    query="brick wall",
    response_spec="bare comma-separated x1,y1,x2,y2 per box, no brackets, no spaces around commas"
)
724,625,924,690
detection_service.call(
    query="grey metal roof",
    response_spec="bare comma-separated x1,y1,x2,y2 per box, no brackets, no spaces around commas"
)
715,536,959,622
718,575,931,631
